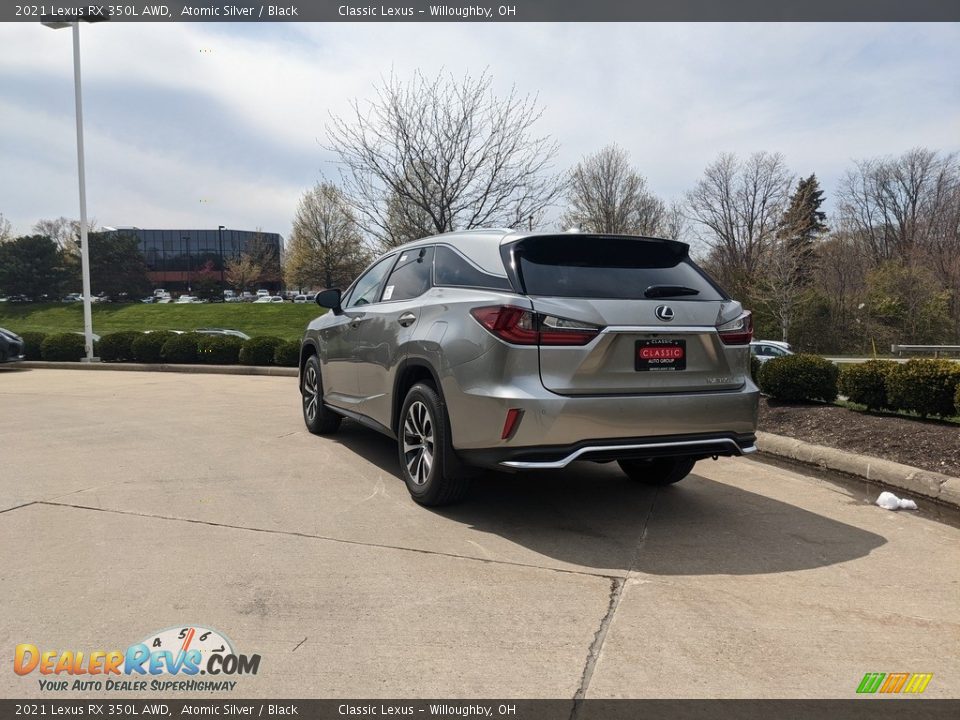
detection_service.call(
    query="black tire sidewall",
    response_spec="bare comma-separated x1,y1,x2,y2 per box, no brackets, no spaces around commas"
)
302,355,340,435
398,383,447,502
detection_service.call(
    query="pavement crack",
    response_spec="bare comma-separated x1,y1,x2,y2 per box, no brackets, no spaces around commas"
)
0,501,37,515
36,500,621,582
570,488,658,716
292,637,307,652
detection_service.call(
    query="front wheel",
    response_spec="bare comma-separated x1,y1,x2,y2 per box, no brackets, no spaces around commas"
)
398,382,471,506
618,456,696,486
301,355,341,435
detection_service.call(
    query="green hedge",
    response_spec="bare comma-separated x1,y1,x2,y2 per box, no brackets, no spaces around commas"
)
240,336,283,366
757,353,838,402
161,333,200,364
131,331,176,363
274,340,299,367
885,359,960,418
838,360,897,411
98,331,142,363
197,335,244,365
19,331,47,360
40,332,87,362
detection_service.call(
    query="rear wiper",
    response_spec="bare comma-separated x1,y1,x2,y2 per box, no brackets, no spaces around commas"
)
644,285,701,298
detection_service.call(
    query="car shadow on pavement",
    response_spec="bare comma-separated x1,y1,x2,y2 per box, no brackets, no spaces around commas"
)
330,421,887,576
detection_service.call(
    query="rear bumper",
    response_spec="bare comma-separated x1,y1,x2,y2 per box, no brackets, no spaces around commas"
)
459,431,757,470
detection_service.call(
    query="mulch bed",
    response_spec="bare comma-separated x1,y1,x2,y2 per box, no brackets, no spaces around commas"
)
758,398,960,478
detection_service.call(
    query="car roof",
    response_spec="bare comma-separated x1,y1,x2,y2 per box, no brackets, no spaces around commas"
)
388,229,688,276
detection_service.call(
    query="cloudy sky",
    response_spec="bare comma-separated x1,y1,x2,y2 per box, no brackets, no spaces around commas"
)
1,22,958,241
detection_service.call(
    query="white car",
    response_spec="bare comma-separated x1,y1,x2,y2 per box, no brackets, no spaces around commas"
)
253,295,285,304
175,295,202,304
293,294,316,304
750,340,794,363
256,289,270,298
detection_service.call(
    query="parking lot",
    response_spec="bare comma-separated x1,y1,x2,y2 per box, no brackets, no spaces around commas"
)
1,368,958,699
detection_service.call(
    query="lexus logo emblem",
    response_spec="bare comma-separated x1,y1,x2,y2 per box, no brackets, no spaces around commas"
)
655,305,674,322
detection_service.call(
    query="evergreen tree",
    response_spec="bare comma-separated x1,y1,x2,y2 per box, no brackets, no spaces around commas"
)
778,174,828,265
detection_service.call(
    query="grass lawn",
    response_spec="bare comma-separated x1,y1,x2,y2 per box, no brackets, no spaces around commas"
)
0,303,325,340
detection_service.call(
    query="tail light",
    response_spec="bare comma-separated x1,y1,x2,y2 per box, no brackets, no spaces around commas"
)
470,306,601,346
717,311,753,345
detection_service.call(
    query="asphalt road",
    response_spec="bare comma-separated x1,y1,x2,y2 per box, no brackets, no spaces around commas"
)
1,368,958,699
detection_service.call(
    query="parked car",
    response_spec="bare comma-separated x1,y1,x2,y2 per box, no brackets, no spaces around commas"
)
63,293,83,303
293,294,317,304
253,296,284,304
256,289,271,298
195,328,251,340
224,296,243,303
140,296,156,304
175,295,202,304
0,327,25,363
750,340,794,364
153,289,169,297
299,230,758,506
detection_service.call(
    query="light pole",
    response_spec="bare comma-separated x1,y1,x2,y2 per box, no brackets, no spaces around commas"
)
42,16,107,361
217,225,226,284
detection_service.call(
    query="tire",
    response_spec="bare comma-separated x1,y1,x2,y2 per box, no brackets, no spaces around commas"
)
618,456,696,486
301,354,341,435
398,382,471,506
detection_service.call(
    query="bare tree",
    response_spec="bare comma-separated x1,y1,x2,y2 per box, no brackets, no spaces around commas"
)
560,145,667,235
836,148,958,264
326,69,565,248
0,213,12,243
285,182,372,291
32,217,94,249
686,152,792,292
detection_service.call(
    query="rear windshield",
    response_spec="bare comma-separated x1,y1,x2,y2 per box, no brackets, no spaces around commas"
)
514,236,726,301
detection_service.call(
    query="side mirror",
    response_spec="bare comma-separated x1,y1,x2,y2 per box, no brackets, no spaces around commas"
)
316,288,343,315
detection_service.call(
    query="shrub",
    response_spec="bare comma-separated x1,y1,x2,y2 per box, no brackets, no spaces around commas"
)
131,331,176,363
98,331,142,363
40,333,86,362
197,335,244,365
274,340,299,368
19,331,47,360
160,332,200,364
239,336,284,366
885,359,960,418
757,353,839,402
838,360,897,410
749,355,760,384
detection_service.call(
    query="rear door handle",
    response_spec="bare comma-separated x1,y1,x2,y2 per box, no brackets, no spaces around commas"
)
398,312,417,327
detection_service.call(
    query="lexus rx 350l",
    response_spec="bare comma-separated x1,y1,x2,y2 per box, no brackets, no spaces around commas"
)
299,230,759,506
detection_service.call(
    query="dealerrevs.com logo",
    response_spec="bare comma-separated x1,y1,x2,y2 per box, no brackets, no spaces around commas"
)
14,626,260,693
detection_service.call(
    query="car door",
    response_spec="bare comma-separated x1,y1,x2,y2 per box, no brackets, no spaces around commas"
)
353,246,435,428
320,254,397,408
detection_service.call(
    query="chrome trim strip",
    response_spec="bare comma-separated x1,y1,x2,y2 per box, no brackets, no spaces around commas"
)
500,438,746,469
601,326,717,334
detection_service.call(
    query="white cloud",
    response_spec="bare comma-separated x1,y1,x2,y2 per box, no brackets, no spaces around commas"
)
1,21,957,237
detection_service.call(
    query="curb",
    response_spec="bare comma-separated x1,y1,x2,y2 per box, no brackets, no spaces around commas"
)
756,431,959,509
12,361,298,377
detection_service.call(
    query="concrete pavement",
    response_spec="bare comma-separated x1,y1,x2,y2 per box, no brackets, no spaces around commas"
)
1,368,957,698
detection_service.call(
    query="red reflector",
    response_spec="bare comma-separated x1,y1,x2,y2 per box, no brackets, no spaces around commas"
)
501,408,523,440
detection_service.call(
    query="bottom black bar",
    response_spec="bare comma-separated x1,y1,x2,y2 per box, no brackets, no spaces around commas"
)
1,699,959,720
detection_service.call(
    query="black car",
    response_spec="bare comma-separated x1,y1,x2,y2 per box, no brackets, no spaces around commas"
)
0,327,25,363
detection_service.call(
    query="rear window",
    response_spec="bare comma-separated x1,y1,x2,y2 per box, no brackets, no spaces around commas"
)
514,236,726,301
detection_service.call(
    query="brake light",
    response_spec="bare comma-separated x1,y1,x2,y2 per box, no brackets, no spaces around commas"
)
717,311,753,345
470,306,600,346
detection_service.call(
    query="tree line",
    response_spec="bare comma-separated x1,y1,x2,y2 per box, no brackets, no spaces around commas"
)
285,70,958,352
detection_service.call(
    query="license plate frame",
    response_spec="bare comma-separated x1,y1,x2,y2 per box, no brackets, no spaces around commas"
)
635,339,686,371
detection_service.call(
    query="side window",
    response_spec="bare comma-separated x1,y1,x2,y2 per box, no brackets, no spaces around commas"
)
434,245,512,290
345,255,396,308
381,246,435,302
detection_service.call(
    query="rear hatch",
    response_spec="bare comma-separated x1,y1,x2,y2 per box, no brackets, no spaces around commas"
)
507,234,748,395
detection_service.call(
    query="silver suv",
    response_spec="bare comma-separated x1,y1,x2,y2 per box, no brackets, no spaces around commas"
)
299,230,759,506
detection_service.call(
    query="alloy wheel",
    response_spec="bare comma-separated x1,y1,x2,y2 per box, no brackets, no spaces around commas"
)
402,400,434,486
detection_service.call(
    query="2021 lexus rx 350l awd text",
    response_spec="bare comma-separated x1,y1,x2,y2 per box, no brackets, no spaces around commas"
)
299,230,759,506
